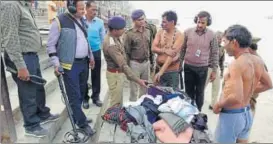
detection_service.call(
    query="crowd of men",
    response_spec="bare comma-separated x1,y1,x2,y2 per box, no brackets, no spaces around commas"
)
1,0,272,143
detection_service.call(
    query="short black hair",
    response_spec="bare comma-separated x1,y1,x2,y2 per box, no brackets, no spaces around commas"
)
86,0,95,8
162,10,178,25
224,24,252,48
250,43,258,51
197,11,211,19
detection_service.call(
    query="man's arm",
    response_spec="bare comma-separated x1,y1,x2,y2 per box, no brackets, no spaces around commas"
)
107,46,139,82
180,31,188,63
123,32,131,65
1,3,26,69
254,67,272,93
100,21,106,44
47,19,61,67
209,35,219,72
219,51,225,75
152,30,165,54
218,62,243,108
157,32,184,75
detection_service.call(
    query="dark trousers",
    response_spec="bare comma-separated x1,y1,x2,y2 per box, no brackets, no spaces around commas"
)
84,50,101,102
63,58,89,128
10,53,51,130
160,72,180,90
184,63,208,111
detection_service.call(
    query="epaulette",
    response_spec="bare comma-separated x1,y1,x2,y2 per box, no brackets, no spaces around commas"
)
124,28,134,34
109,37,116,46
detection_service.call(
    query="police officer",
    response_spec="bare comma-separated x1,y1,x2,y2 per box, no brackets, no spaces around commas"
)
103,16,147,107
123,9,151,101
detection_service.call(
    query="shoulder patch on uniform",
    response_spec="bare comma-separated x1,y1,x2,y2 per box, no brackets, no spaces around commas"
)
125,28,133,34
109,37,116,46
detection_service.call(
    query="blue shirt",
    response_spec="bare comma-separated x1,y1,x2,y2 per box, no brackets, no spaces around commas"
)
84,16,105,52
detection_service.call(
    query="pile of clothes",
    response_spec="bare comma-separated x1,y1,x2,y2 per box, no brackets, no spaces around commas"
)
101,86,212,143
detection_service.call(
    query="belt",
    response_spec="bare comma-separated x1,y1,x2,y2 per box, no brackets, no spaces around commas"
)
22,52,37,55
221,105,250,114
74,57,88,61
132,59,148,63
107,68,123,73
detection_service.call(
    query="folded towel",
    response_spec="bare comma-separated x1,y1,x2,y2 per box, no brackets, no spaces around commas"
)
159,112,190,136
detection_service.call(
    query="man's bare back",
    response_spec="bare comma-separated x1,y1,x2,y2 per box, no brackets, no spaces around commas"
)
221,53,266,109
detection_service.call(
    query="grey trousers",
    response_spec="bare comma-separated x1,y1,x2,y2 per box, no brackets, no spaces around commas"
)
129,60,150,101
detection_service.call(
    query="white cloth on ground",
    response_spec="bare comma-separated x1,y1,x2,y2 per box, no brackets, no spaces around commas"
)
158,97,199,123
123,94,163,107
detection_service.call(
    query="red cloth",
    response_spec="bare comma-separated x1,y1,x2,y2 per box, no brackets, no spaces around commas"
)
153,120,193,143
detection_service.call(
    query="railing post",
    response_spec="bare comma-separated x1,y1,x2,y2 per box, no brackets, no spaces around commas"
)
0,56,17,143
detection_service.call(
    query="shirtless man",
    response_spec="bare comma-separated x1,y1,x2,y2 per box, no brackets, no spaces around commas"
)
152,11,184,89
213,25,272,143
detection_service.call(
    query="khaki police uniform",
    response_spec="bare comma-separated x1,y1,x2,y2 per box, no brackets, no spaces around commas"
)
123,27,151,101
103,34,139,107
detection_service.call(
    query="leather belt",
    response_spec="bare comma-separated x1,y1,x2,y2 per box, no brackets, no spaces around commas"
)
74,57,88,61
221,105,250,114
107,68,123,73
22,52,37,55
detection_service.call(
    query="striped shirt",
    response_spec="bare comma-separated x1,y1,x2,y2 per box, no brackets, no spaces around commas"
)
1,1,42,69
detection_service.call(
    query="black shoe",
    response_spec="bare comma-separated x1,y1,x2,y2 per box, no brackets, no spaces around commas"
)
209,105,213,110
80,125,96,137
93,100,102,107
25,126,48,138
83,100,90,109
87,118,93,123
40,114,60,125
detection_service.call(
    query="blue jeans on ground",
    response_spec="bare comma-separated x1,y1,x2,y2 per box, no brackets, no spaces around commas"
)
63,58,89,128
10,53,51,130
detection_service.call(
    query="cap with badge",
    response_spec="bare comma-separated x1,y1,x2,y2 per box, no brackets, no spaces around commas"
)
131,9,145,20
108,16,126,30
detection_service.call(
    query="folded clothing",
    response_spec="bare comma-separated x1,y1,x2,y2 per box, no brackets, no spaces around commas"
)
191,113,208,131
159,112,190,136
190,130,212,143
125,106,157,143
158,97,199,123
141,98,160,124
101,104,137,131
153,119,193,143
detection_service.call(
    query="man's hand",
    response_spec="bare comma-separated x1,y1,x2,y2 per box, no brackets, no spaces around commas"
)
164,49,177,57
153,72,163,85
138,79,148,88
210,71,216,82
213,102,222,114
54,66,64,76
89,58,95,70
18,68,30,81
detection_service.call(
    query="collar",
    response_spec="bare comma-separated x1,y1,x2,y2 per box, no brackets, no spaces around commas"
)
19,1,31,7
83,15,97,22
195,27,207,34
133,26,144,32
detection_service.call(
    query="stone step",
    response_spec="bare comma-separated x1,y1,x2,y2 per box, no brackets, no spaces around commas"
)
9,66,57,124
15,88,68,143
5,50,52,94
